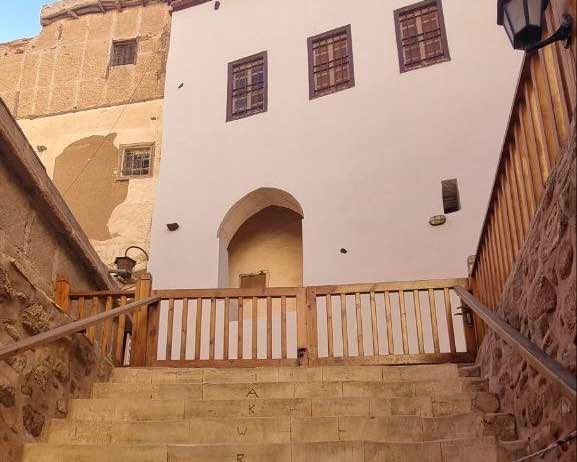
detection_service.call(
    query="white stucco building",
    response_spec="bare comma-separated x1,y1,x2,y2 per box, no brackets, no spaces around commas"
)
149,0,523,289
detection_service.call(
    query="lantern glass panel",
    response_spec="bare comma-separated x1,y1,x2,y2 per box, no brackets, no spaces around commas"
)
503,13,515,43
528,0,545,26
504,0,527,35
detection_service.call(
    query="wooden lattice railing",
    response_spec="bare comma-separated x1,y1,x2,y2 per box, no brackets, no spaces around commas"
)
470,0,576,344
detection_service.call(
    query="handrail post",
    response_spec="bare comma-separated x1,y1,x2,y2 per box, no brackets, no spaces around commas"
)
130,272,152,366
54,274,70,314
296,288,310,365
460,281,479,356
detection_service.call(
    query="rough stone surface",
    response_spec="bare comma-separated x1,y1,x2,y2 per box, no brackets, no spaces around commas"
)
0,143,113,459
476,120,576,462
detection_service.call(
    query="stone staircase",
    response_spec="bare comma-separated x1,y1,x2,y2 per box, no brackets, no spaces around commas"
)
23,364,525,461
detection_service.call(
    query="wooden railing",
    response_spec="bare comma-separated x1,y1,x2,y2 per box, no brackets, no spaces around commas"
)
470,0,576,343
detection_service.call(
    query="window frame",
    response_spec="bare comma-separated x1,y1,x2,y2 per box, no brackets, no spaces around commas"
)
226,51,268,122
110,39,138,68
393,0,450,74
307,24,355,100
117,143,155,180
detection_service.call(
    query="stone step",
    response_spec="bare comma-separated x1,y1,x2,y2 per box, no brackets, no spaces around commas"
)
110,364,461,384
92,377,488,400
23,437,507,462
68,393,500,421
46,414,511,445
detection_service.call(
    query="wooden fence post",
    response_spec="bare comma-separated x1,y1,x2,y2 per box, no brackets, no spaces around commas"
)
296,288,309,365
130,272,152,367
54,275,70,314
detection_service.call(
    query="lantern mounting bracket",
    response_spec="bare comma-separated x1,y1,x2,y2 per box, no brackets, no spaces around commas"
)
526,13,573,52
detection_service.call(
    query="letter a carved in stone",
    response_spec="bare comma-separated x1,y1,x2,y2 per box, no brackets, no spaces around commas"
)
246,388,259,398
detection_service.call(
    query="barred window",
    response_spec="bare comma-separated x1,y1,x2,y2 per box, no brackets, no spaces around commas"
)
119,144,154,179
111,39,138,67
394,0,450,73
442,179,461,214
227,52,267,121
308,25,355,99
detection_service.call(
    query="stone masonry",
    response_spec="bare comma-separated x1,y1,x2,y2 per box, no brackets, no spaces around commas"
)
476,119,577,461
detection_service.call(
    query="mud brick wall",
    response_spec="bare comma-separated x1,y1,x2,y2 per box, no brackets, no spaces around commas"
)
476,120,576,462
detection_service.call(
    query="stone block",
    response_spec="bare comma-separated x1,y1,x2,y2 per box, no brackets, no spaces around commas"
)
371,397,433,417
185,398,311,418
294,381,342,399
290,417,339,442
292,441,364,462
440,437,500,462
203,367,279,384
202,382,294,400
278,366,322,382
23,444,167,462
422,414,484,441
342,381,415,399
364,442,444,462
311,398,370,416
168,443,292,462
322,366,383,382
338,416,423,442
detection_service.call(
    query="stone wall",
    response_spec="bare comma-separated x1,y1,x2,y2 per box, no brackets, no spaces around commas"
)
476,119,576,461
0,0,170,119
0,102,115,461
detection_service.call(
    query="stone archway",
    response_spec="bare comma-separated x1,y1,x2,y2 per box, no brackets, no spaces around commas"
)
217,188,304,288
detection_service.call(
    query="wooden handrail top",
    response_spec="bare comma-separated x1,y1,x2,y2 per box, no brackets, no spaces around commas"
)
154,287,303,299
310,278,469,295
0,295,161,360
69,290,136,298
454,287,576,401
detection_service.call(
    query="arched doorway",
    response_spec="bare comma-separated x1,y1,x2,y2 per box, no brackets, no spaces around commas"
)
217,188,304,288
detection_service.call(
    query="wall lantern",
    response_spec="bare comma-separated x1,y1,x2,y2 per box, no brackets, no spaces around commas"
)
429,215,447,227
497,0,573,52
110,246,149,280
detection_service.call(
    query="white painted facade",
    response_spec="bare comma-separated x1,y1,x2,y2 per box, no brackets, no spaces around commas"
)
150,0,523,289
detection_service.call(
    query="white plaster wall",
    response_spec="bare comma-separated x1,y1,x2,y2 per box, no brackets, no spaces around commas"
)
18,99,163,268
150,0,524,289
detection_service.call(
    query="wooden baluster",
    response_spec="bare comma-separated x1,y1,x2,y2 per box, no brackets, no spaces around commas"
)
413,290,425,354
515,120,537,216
326,295,334,358
280,296,287,359
428,289,440,353
340,293,349,357
399,291,409,355
296,289,309,361
76,297,85,320
354,293,364,357
180,298,189,360
266,297,273,360
497,187,514,270
100,296,113,354
195,298,202,361
54,275,70,314
511,143,531,234
506,156,526,249
223,298,230,360
114,295,127,365
519,99,545,203
503,172,520,257
209,298,216,360
369,292,379,356
166,298,174,360
88,297,99,342
489,214,505,292
444,288,456,354
251,297,258,360
238,297,244,359
131,273,153,367
384,291,394,355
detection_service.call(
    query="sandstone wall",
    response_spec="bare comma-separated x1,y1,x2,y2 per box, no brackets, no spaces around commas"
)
0,105,115,461
0,0,170,119
476,120,576,461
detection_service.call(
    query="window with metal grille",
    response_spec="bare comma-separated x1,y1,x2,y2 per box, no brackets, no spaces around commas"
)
308,25,355,99
442,179,461,214
227,52,267,121
118,144,153,179
394,0,450,73
111,39,138,67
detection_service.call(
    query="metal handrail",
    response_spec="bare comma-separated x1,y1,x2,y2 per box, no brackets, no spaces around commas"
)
0,295,161,359
455,287,576,400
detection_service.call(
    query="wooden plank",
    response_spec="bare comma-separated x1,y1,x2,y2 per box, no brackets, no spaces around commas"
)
180,298,189,360
444,288,456,354
428,289,440,353
384,291,394,355
266,297,273,360
155,287,301,300
369,292,379,356
99,296,113,355
70,290,135,298
399,291,409,355
195,298,202,361
308,291,319,361
506,156,526,248
281,296,287,359
209,298,216,360
145,299,161,366
520,95,545,202
503,171,520,257
511,143,531,235
0,296,161,359
114,295,127,366
166,298,175,360
76,297,85,320
340,293,349,357
237,297,244,360
54,275,70,314
296,289,308,358
310,352,475,368
514,118,538,216
413,290,425,354
309,278,468,295
326,294,334,357
130,273,153,367
494,196,511,279
150,358,300,368
88,297,99,342
497,187,514,270
354,293,364,357
455,287,576,401
223,298,230,360
251,297,258,360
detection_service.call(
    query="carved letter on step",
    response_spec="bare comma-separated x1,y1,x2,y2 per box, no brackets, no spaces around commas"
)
237,455,245,462
237,426,248,436
246,388,259,398
248,404,255,415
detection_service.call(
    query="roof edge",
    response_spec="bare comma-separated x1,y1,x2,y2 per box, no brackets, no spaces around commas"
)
169,0,211,13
